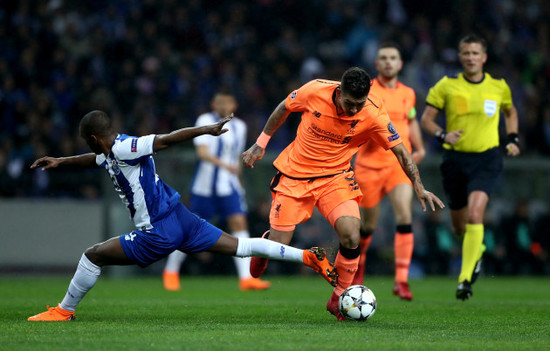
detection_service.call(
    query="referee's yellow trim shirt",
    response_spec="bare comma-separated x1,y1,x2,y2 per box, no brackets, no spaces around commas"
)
426,72,513,153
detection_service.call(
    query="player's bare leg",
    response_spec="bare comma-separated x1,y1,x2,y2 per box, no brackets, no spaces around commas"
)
388,184,414,300
28,237,132,321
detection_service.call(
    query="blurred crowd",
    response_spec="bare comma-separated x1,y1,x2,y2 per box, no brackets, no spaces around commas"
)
1,1,549,273
1,0,550,197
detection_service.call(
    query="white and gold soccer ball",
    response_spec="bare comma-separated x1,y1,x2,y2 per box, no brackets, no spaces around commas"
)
338,285,377,321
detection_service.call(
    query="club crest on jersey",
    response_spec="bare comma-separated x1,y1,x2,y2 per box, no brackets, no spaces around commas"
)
346,119,359,135
484,99,497,117
388,122,397,134
290,90,297,99
111,160,121,175
273,203,281,219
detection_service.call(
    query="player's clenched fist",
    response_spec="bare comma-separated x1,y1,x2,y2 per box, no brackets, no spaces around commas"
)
242,144,265,169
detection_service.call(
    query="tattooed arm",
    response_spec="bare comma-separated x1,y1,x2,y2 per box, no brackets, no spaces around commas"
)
391,143,445,212
242,100,291,168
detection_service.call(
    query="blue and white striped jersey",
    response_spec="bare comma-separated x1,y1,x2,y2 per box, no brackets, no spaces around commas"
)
96,134,181,229
190,112,247,197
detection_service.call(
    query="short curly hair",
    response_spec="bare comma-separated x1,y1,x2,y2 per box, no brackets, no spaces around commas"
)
340,67,371,99
80,110,112,138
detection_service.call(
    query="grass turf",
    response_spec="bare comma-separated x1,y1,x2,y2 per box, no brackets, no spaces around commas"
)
0,275,549,351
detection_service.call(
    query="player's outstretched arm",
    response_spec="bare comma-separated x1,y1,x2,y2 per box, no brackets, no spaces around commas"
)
242,100,290,168
30,153,98,171
154,114,233,152
391,143,445,212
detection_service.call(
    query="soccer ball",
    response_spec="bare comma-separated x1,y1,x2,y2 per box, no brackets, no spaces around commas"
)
338,285,377,321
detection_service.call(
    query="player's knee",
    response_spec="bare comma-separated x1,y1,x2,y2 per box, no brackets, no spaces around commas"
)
84,244,102,265
339,231,360,249
468,211,484,224
394,212,412,224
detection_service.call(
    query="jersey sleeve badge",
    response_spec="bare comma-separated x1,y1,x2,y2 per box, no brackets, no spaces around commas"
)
388,122,397,134
387,122,400,142
131,138,138,152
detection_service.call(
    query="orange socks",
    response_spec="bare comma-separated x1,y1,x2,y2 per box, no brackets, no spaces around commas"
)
394,231,413,283
352,236,372,285
334,249,360,296
358,236,372,273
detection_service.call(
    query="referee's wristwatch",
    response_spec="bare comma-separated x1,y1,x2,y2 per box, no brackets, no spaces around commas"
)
434,130,447,144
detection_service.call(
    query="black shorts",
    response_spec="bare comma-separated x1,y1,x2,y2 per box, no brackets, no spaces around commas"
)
440,147,503,210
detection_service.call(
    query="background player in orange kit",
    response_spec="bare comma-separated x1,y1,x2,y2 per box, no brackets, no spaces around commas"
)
352,44,425,300
242,67,444,320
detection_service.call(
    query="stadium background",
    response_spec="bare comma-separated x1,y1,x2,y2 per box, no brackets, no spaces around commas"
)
1,0,549,277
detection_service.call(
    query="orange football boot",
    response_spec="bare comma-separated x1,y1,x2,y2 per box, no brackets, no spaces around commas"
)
239,277,271,291
163,270,181,291
303,247,338,287
28,305,75,321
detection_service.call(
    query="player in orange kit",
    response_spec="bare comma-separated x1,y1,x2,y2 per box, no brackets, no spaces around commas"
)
242,67,444,320
352,44,425,300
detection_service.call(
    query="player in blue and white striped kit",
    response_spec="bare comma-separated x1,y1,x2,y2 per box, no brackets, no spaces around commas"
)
163,91,270,291
27,110,337,321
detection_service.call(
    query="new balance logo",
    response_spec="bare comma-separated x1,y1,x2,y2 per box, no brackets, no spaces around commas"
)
346,176,359,190
125,233,136,241
349,120,359,128
312,111,321,118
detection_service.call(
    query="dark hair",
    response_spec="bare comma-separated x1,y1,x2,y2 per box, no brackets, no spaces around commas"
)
80,110,112,138
378,41,402,53
214,87,235,98
459,34,487,52
340,67,371,99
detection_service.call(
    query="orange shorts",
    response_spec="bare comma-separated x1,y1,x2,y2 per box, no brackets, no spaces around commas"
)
354,161,411,208
269,171,363,227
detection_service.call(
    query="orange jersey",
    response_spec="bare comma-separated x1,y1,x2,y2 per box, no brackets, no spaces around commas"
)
273,79,402,178
355,78,416,169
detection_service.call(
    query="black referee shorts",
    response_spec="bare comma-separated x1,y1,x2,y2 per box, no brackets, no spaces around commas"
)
440,147,503,210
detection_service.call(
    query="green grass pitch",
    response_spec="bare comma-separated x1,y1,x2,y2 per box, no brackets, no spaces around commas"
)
1,275,549,351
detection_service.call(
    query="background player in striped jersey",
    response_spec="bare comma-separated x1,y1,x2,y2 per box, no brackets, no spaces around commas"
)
353,44,425,300
27,110,337,321
243,67,444,320
163,91,270,291
421,34,520,300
